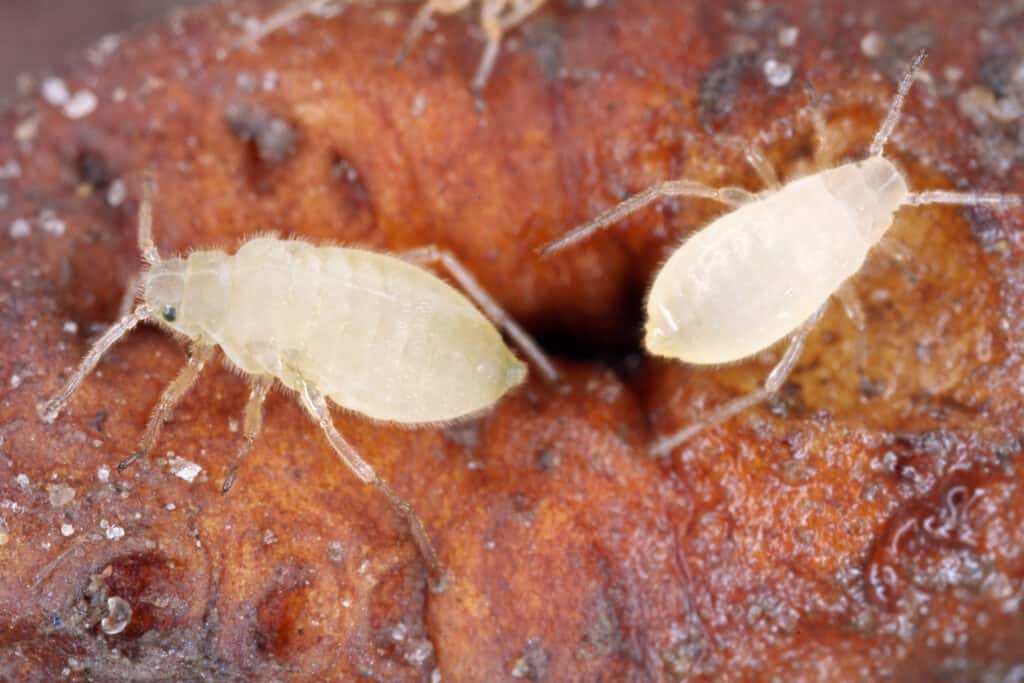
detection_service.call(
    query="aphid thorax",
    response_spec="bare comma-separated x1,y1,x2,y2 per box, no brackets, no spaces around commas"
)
822,156,910,243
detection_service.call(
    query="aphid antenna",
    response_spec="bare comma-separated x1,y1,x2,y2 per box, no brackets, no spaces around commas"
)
538,180,756,256
472,37,501,97
904,190,1023,208
138,172,161,265
869,48,928,158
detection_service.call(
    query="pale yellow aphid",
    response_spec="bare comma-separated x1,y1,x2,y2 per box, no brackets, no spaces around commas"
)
38,179,558,575
543,50,1023,456
397,0,547,95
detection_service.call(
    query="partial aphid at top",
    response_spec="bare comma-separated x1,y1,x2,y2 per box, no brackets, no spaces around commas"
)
396,0,547,97
235,0,337,48
38,176,558,577
542,50,1022,456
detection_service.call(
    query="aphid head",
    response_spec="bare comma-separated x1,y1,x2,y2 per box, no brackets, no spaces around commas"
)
826,156,909,244
143,258,189,331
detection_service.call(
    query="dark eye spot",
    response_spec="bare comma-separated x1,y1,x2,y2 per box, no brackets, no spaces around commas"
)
162,305,177,322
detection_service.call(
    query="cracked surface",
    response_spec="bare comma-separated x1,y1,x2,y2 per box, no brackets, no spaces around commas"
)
1,0,1024,681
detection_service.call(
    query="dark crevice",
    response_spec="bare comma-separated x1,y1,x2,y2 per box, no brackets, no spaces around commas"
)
224,103,300,195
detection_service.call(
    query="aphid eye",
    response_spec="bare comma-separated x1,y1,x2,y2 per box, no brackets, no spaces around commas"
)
162,305,177,322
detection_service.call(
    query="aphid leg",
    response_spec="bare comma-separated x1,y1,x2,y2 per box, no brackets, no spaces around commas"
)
717,134,779,189
808,103,836,170
297,380,440,577
903,191,1023,209
395,2,438,65
472,0,545,95
540,180,759,256
137,172,160,265
869,49,928,158
118,344,216,472
744,147,781,190
37,304,150,424
221,376,273,493
835,282,870,392
650,303,828,457
237,0,332,48
400,245,560,382
472,4,503,98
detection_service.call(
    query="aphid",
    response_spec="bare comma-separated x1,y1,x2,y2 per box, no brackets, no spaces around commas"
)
542,50,1022,456
396,0,547,96
37,178,558,575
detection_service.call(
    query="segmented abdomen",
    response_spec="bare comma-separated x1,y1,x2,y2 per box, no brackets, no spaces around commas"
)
194,238,522,424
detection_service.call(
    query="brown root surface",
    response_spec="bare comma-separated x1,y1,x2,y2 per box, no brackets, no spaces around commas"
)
1,1,1024,681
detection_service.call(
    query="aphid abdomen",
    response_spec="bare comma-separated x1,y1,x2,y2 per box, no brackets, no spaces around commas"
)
311,248,526,423
646,173,874,365
207,238,524,424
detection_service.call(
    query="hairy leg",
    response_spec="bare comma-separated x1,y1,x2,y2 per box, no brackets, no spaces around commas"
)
651,303,828,456
835,281,870,391
473,1,503,96
743,147,781,190
472,0,544,92
540,180,758,255
237,0,334,47
118,344,216,471
806,95,837,169
221,376,274,493
397,0,472,64
297,380,440,577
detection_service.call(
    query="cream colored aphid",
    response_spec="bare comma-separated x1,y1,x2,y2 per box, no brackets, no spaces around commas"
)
543,51,1022,456
397,0,547,95
38,180,558,575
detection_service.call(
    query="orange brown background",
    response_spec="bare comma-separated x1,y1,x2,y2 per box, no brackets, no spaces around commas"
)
1,0,1023,680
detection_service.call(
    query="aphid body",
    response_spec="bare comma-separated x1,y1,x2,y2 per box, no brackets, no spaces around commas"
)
39,187,557,576
646,156,906,364
149,238,526,422
543,51,1022,455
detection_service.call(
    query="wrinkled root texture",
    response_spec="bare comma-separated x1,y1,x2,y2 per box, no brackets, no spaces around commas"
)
2,0,1024,681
